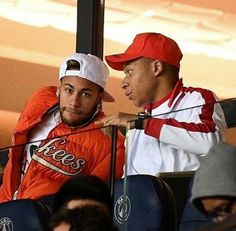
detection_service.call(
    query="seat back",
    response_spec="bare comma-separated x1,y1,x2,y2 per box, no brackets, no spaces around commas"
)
220,98,236,128
178,177,213,231
158,171,213,231
158,171,193,223
113,175,177,231
0,199,52,231
0,148,9,184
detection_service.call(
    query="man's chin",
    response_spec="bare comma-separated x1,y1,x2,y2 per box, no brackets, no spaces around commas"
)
61,116,85,127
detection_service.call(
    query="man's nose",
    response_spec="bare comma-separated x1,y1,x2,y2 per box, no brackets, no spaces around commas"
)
70,94,81,107
121,78,129,90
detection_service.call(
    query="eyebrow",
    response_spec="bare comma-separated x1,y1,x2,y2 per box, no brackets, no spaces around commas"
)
124,64,133,73
80,88,93,92
124,62,132,69
63,83,74,89
63,83,94,92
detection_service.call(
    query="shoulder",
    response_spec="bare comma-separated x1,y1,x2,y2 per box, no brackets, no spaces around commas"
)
29,86,57,100
25,86,58,106
183,86,217,102
18,86,58,121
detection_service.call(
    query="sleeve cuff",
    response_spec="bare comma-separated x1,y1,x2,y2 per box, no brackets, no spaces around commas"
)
144,118,165,139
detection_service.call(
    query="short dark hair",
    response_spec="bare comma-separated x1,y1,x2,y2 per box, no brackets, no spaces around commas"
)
52,175,112,214
66,59,81,71
49,205,118,231
164,62,180,76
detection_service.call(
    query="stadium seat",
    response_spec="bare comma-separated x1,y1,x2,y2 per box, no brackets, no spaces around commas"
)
0,199,52,231
158,171,213,231
0,148,9,184
220,97,236,128
113,174,177,231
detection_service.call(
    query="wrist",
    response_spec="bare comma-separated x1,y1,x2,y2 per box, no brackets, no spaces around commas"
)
134,112,151,130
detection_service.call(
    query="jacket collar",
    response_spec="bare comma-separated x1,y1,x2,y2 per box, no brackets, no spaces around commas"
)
144,78,184,112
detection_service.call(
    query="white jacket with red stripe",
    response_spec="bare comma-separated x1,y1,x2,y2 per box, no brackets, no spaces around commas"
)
126,79,227,175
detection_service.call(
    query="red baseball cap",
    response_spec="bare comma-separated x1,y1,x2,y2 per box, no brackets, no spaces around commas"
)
105,32,183,70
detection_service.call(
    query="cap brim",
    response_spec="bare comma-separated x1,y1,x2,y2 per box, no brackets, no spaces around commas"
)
105,53,141,71
103,90,115,102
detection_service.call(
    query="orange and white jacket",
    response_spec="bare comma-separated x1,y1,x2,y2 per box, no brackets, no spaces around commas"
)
0,86,125,202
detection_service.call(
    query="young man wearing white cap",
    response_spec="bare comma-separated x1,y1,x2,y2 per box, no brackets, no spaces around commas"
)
0,53,125,202
100,32,226,176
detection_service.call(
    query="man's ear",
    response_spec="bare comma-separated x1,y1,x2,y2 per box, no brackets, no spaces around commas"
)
98,91,104,102
152,60,164,77
96,92,103,111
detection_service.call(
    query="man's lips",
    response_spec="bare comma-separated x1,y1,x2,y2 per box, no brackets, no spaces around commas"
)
63,108,83,115
125,91,133,100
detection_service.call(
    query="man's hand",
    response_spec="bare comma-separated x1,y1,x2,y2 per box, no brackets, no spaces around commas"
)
96,112,138,128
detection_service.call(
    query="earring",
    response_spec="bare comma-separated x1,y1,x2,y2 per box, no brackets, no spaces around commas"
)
56,91,59,97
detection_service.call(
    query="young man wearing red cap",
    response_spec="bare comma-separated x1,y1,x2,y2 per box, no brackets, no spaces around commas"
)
100,32,226,176
0,53,125,203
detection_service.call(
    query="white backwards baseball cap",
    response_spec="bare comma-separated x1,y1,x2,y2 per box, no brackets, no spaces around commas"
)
59,53,114,102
